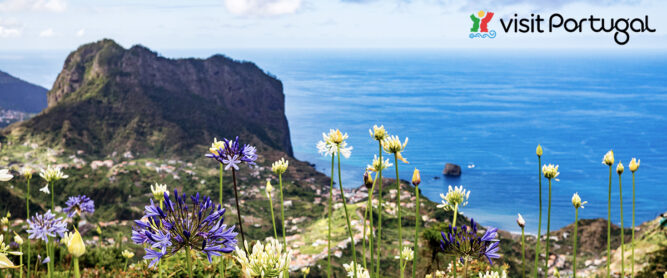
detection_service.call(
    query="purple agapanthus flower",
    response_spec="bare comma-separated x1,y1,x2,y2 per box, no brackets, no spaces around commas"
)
27,210,68,243
440,218,500,265
63,195,95,217
205,136,257,170
132,190,237,268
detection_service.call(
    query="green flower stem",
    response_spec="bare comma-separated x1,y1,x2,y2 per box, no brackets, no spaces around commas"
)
231,169,247,254
521,226,525,278
185,246,193,278
47,237,53,278
375,141,384,278
220,163,224,206
463,258,469,278
362,196,368,269
337,147,358,278
26,177,31,278
631,171,636,278
269,191,278,239
159,200,164,278
607,165,612,278
279,173,287,251
19,244,23,278
619,174,625,277
573,207,578,278
124,258,129,272
73,257,80,278
452,204,458,278
534,155,542,278
50,181,54,211
368,174,378,274
545,178,552,276
327,155,334,278
394,154,404,278
413,183,420,278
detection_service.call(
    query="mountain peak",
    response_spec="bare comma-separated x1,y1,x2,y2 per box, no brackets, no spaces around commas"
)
4,39,292,158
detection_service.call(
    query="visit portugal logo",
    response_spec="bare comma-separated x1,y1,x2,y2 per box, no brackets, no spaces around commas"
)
470,10,496,39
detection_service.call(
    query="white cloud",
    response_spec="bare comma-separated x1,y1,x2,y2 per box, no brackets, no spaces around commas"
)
224,0,301,16
0,0,67,12
75,28,84,37
0,18,21,37
39,28,54,37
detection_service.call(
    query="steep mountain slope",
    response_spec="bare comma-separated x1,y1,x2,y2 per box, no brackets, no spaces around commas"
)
0,70,48,113
1,39,292,158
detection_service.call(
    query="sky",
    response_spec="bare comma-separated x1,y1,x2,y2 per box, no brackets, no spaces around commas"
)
0,0,666,51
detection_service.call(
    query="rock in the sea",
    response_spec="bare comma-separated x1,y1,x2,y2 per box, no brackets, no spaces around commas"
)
443,163,462,176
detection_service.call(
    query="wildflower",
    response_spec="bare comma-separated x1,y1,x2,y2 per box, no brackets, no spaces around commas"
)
122,250,135,259
150,183,169,201
132,190,237,268
572,193,587,209
20,166,34,179
13,232,23,245
206,136,258,170
437,185,470,211
536,144,543,157
0,169,13,181
366,155,392,172
629,157,640,172
64,228,86,257
369,125,388,141
39,184,50,194
0,235,22,256
617,161,624,175
440,218,500,264
516,213,525,228
381,135,408,163
478,270,508,278
271,158,289,175
39,165,68,182
411,168,420,187
233,238,292,277
209,138,228,154
63,195,95,218
27,210,68,243
265,180,274,197
317,129,353,158
602,150,614,166
395,247,414,261
0,215,8,227
542,164,559,180
302,266,310,275
343,261,371,278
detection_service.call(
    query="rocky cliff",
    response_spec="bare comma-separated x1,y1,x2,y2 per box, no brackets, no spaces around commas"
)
2,39,292,158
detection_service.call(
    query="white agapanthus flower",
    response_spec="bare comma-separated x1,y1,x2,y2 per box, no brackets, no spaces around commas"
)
317,129,352,158
343,261,371,278
0,169,12,182
39,184,50,194
394,247,414,261
150,183,169,201
234,238,292,278
39,165,68,183
437,185,470,211
478,270,508,278
366,155,392,172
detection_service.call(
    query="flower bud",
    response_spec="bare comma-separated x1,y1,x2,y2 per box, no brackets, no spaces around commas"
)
536,144,543,157
363,171,373,189
13,232,23,245
572,192,587,209
121,250,134,259
602,150,614,166
542,164,560,180
629,158,640,172
265,180,274,197
516,213,525,228
411,168,421,187
151,183,168,201
271,158,289,175
67,228,86,258
616,161,624,175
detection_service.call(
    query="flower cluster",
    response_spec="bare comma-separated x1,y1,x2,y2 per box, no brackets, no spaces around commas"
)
366,155,392,172
440,218,500,264
542,164,560,180
234,238,292,277
64,195,95,218
20,166,34,179
369,125,387,141
437,185,470,211
27,210,68,243
571,193,587,209
478,270,508,278
39,165,69,182
343,261,371,278
151,183,169,201
132,190,237,267
0,235,21,256
317,129,352,158
122,250,135,259
381,135,408,163
271,158,289,175
395,247,414,261
206,136,258,170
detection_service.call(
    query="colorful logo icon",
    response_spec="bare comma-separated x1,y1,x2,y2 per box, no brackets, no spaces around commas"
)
470,10,496,39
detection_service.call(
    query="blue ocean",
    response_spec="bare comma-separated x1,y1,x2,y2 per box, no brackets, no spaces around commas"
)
2,49,666,233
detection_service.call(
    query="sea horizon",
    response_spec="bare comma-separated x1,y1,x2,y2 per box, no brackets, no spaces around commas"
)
1,48,666,234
